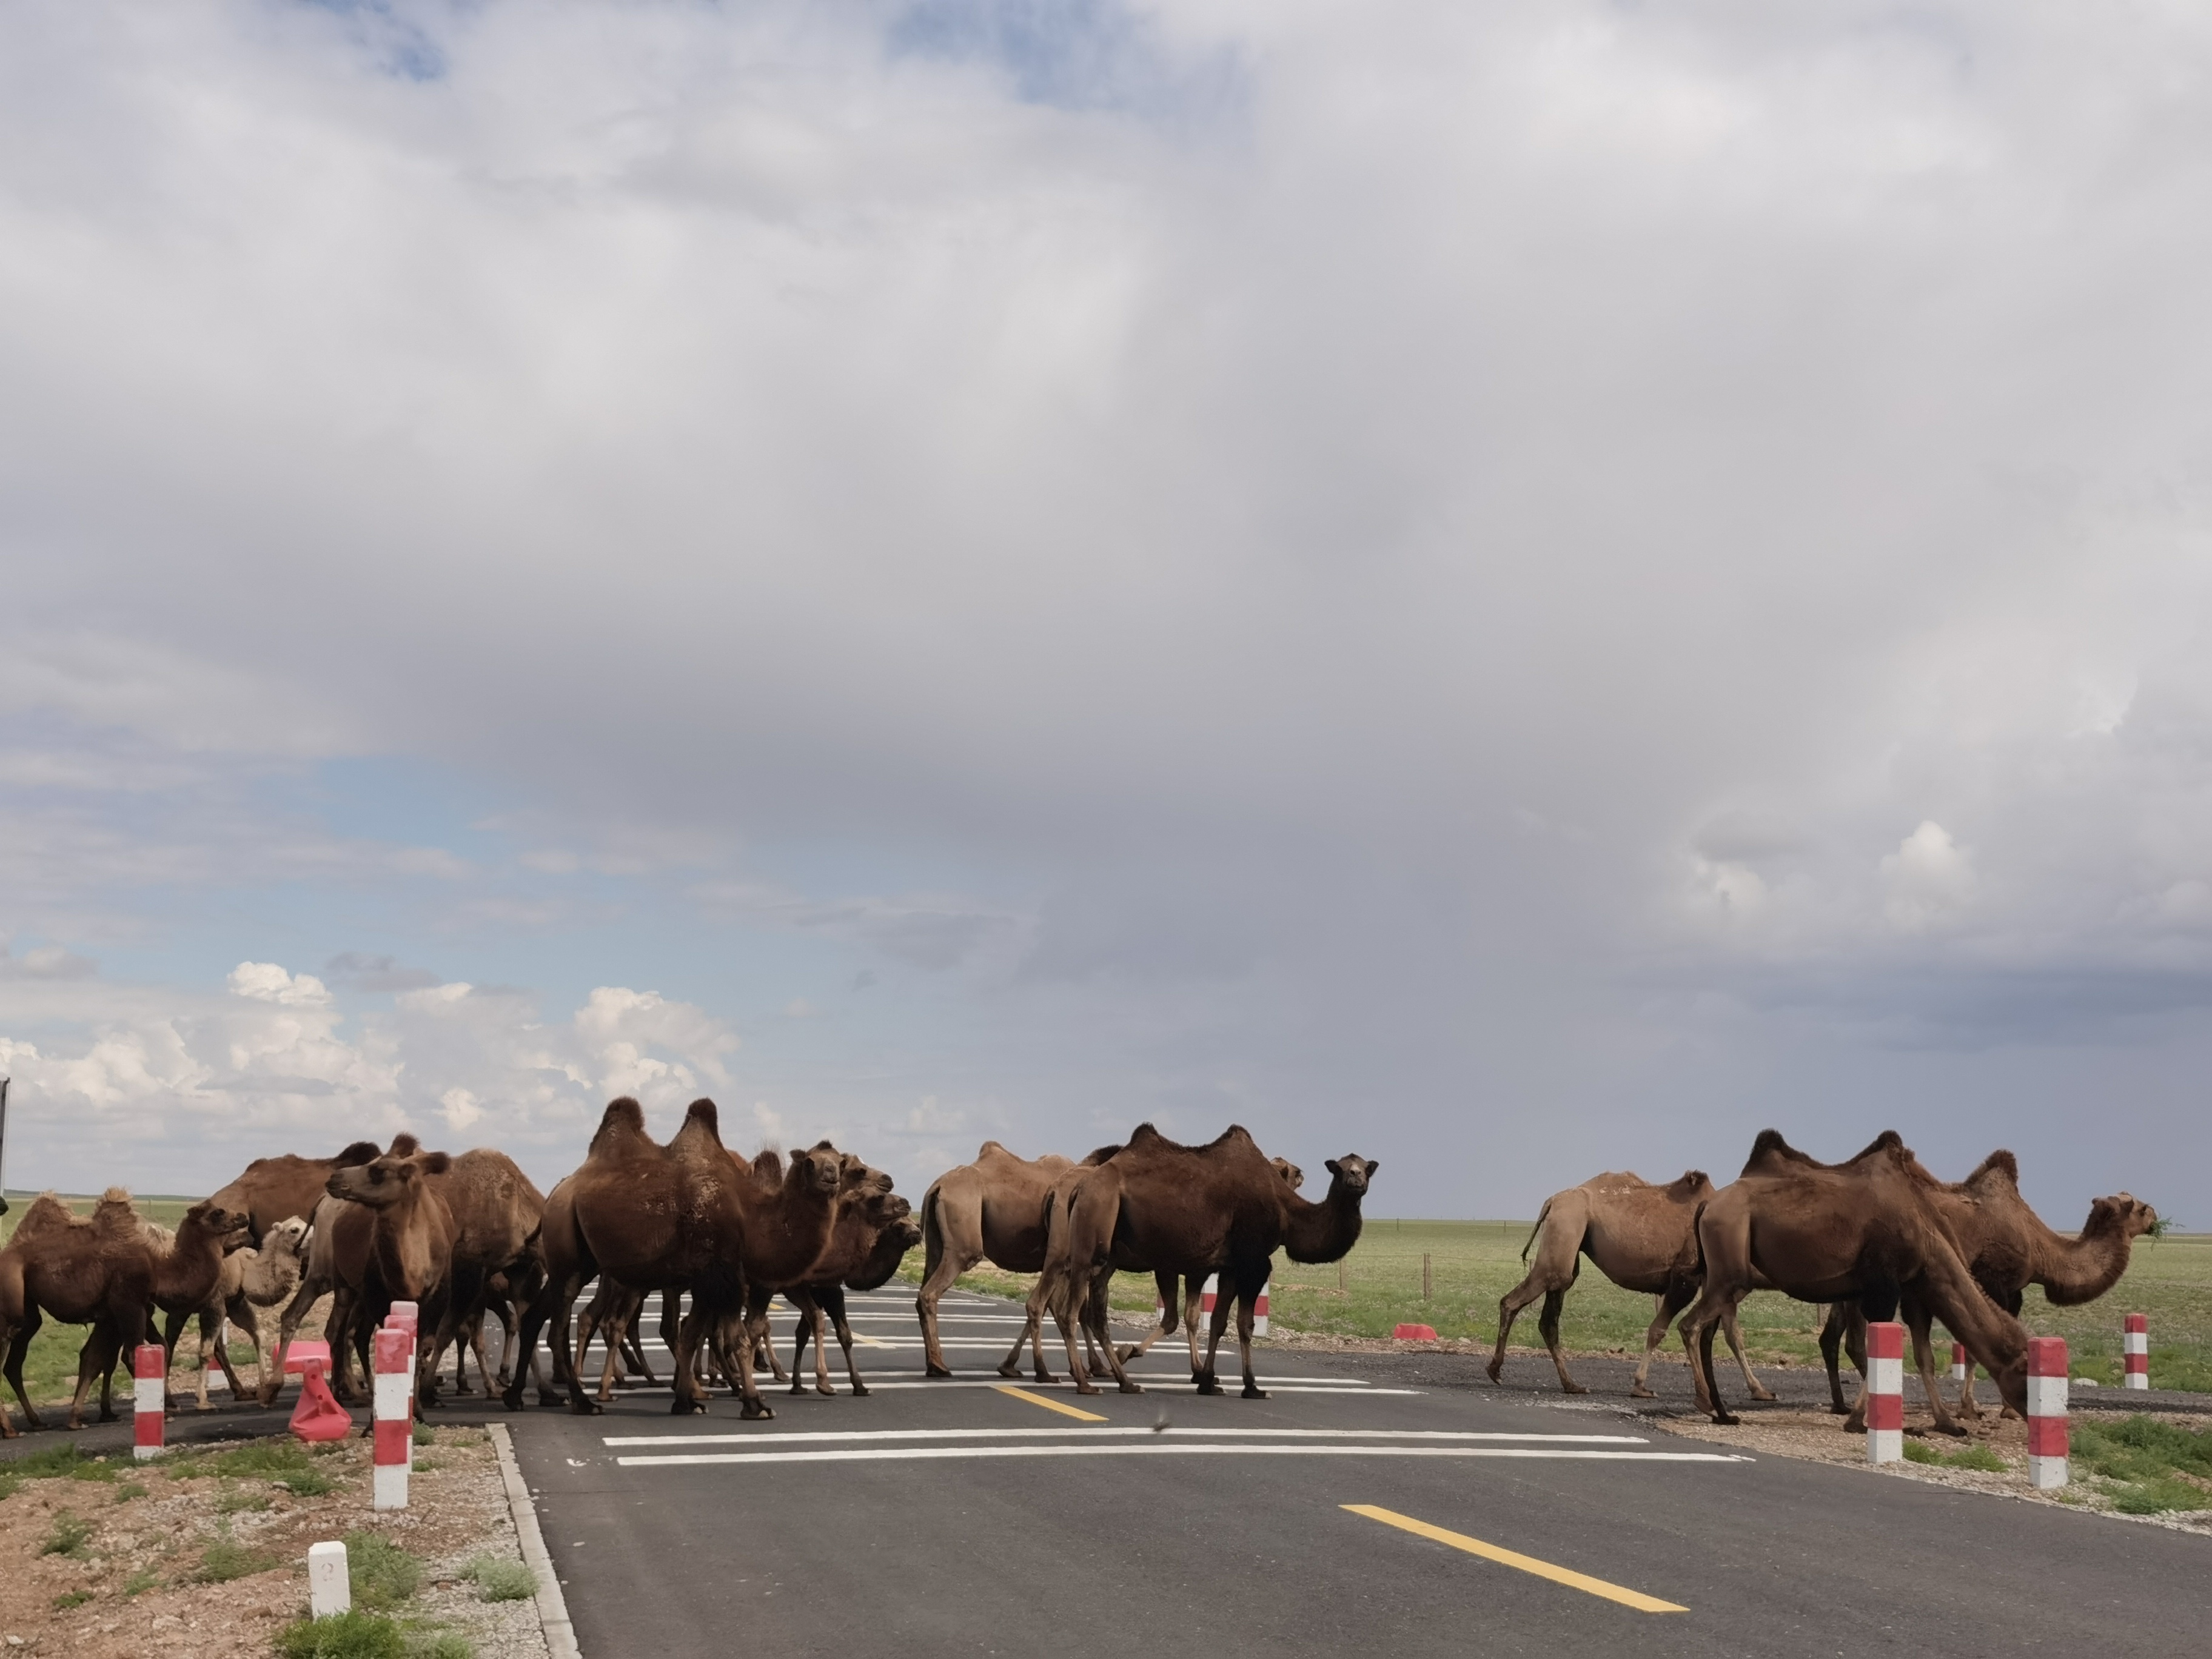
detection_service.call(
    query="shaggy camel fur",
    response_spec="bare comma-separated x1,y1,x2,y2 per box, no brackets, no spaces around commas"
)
1038,1126,1375,1398
1677,1130,2034,1426
732,1155,916,1397
1487,1170,1775,1403
0,1191,248,1435
160,1215,311,1408
504,1098,855,1420
1816,1154,2155,1431
207,1143,380,1242
414,1148,548,1406
313,1141,458,1405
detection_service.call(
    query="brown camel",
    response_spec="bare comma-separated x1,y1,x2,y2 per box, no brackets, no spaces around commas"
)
414,1148,548,1405
785,1207,925,1397
1039,1125,1376,1397
1486,1170,1775,1403
913,1141,1082,1379
1817,1154,2156,1430
207,1142,381,1242
0,1190,249,1435
1121,1156,1310,1379
314,1140,458,1404
503,1098,854,1419
172,1215,312,1408
1676,1130,2033,1426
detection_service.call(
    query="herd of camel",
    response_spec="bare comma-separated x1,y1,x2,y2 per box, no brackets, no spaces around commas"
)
0,1101,1375,1435
0,1101,2153,1442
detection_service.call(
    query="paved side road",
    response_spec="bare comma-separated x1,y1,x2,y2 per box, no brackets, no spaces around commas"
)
496,1290,2211,1659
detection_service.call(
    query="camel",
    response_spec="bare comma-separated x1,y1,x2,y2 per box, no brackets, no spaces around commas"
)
1816,1154,2156,1431
1486,1170,1775,1404
784,1207,924,1396
0,1190,249,1435
207,1142,381,1242
162,1215,312,1408
503,1098,856,1420
1676,1130,2034,1426
1039,1125,1376,1398
309,1140,458,1404
1117,1155,1309,1379
412,1149,548,1405
913,1142,1082,1379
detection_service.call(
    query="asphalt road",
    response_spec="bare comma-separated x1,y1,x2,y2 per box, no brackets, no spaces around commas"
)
495,1289,2212,1659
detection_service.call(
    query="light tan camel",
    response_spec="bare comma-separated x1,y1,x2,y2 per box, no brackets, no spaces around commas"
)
207,1142,381,1242
1677,1130,2033,1426
504,1098,854,1419
0,1190,249,1435
166,1214,311,1407
911,1140,1116,1379
1817,1153,2156,1430
1037,1125,1375,1398
1487,1170,1775,1403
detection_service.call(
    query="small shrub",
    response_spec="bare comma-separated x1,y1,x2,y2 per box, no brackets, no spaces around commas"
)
1902,1440,1940,1465
216,1483,272,1514
1944,1443,2006,1473
123,1567,161,1597
275,1609,407,1659
41,1511,95,1557
0,1470,21,1504
195,1537,278,1583
283,1466,337,1497
53,1589,93,1610
465,1556,537,1601
112,1481,149,1504
412,1423,434,1447
414,1635,474,1659
344,1529,423,1610
413,1457,440,1472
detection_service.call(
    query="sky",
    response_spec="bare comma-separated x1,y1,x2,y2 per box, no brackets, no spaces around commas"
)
3,0,2211,1224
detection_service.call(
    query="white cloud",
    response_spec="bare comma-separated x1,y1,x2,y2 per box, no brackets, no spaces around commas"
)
229,962,334,1007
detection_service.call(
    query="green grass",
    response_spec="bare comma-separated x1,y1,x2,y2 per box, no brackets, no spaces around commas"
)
1902,1439,2008,1472
122,1567,161,1597
193,1535,278,1583
412,1423,434,1447
1,1442,121,1484
276,1610,408,1659
2072,1414,2212,1513
215,1482,272,1513
896,1219,2212,1391
41,1510,95,1557
173,1436,341,1496
52,1588,93,1610
464,1556,537,1601
344,1529,423,1610
112,1481,148,1503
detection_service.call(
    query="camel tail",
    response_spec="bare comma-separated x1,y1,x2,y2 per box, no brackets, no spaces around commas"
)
919,1182,945,1287
1520,1199,1553,1263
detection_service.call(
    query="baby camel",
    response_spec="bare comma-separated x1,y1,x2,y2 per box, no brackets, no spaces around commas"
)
169,1216,312,1409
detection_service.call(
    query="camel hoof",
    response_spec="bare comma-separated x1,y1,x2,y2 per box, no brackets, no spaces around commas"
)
851,1384,870,1398
1749,1387,1778,1402
536,1390,564,1409
1562,1382,1589,1396
1195,1379,1224,1396
1712,1412,1740,1427
1033,1372,1059,1386
1484,1363,1503,1384
925,1364,955,1380
1826,1403,1850,1416
671,1398,708,1416
1932,1421,1968,1439
788,1381,806,1396
1118,1381,1145,1395
815,1384,835,1398
996,1365,1024,1381
1843,1420,1866,1436
570,1398,605,1416
1242,1386,1269,1400
1629,1386,1656,1400
739,1400,776,1421
501,1388,526,1411
1074,1382,1101,1396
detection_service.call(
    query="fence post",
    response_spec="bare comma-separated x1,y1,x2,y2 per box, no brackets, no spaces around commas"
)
1422,1253,1432,1302
2028,1336,2068,1489
1337,1259,1346,1294
372,1327,412,1511
2123,1314,2148,1390
1865,1321,1904,1465
133,1343,166,1461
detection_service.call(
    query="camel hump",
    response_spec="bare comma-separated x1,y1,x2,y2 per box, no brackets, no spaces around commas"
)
1962,1150,2020,1190
976,1139,1010,1161
387,1133,421,1158
1128,1122,1170,1147
752,1148,784,1182
671,1098,726,1152
1846,1129,1908,1164
92,1190,141,1236
1662,1170,1713,1200
1079,1142,1123,1167
1585,1170,1648,1190
9,1192,81,1240
1741,1129,1807,1174
588,1096,652,1156
334,1140,381,1167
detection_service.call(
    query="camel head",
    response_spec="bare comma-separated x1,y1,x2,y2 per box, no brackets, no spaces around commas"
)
263,1215,312,1261
327,1146,454,1209
180,1200,254,1254
786,1144,844,1199
826,1147,893,1198
856,1189,912,1230
1323,1155,1378,1196
1272,1158,1305,1192
2086,1193,2157,1241
332,1140,383,1169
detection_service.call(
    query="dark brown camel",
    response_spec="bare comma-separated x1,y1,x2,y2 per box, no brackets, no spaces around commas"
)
785,1207,924,1397
1487,1170,1774,1401
1038,1125,1376,1397
414,1148,548,1406
207,1142,381,1242
317,1141,458,1405
0,1191,248,1435
1121,1156,1311,1380
503,1098,853,1420
1817,1154,2156,1431
1677,1130,2033,1426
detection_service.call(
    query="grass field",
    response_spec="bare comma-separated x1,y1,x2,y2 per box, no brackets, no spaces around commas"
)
895,1216,2212,1391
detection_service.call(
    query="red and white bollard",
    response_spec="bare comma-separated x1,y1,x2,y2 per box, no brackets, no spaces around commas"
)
1865,1321,1904,1464
1153,1276,1270,1336
1948,1342,1968,1384
2123,1313,2148,1390
387,1300,420,1416
133,1343,166,1461
2028,1335,2068,1490
372,1327,412,1512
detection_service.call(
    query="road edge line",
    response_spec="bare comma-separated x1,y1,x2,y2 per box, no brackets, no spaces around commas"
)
489,1419,584,1659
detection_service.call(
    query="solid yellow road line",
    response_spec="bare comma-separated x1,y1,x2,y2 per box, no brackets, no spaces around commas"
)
993,1385,1108,1423
1342,1505,1687,1613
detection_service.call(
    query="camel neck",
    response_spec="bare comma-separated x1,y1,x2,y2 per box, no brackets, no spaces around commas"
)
2033,1211,2137,1305
1282,1181,1364,1265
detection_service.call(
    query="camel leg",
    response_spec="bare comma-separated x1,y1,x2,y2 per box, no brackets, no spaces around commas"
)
1631,1281,1698,1398
818,1287,870,1398
1840,1314,1871,1433
914,1190,984,1379
4,1305,45,1431
1042,1268,1098,1395
1116,1270,1183,1367
1677,1286,1745,1425
1818,1304,1852,1414
785,1291,817,1395
507,1261,591,1415
1196,1280,1239,1396
258,1268,326,1405
209,1311,251,1407
1533,1289,1583,1395
1084,1269,1143,1394
1231,1270,1269,1399
1719,1304,1775,1403
1957,1353,1984,1420
1903,1301,1966,1436
1488,1271,1564,1387
806,1296,834,1396
0,1315,18,1439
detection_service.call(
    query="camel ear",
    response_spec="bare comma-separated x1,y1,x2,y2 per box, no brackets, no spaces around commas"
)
420,1151,452,1176
1326,1159,1342,1178
1363,1159,1379,1178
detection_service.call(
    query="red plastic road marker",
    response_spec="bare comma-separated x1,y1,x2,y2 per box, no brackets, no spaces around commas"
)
1865,1321,1904,1464
2124,1314,2149,1390
373,1327,412,1512
133,1343,166,1461
290,1359,352,1443
2028,1335,2068,1490
1393,1323,1438,1341
283,1339,333,1375
1949,1342,1968,1383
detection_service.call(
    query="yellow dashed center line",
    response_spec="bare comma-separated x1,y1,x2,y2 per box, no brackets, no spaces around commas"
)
993,1385,1108,1423
1342,1504,1687,1613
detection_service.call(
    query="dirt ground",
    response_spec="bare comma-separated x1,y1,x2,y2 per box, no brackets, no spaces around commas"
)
0,1424,549,1657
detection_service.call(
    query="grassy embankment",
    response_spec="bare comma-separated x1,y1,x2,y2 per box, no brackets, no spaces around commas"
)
894,1216,2212,1390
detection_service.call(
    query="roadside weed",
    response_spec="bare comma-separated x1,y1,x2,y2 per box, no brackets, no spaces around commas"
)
464,1556,537,1601
41,1511,94,1557
53,1589,93,1609
276,1610,407,1659
344,1529,424,1609
123,1567,162,1596
2073,1415,2212,1513
195,1535,278,1582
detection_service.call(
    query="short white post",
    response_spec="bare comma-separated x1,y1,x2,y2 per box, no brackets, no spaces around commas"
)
1948,1341,1967,1384
1865,1321,1904,1464
372,1326,412,1512
2123,1313,2148,1390
308,1540,351,1617
2028,1335,2068,1489
133,1343,166,1461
